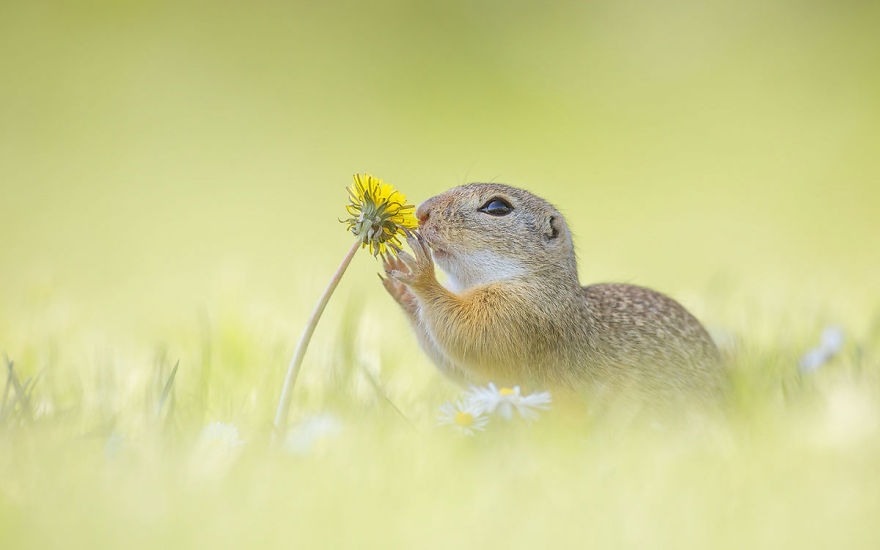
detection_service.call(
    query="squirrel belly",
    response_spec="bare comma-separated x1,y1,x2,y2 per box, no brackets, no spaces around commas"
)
413,278,582,387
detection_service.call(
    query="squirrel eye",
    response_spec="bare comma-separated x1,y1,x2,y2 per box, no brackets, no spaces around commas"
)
478,198,513,216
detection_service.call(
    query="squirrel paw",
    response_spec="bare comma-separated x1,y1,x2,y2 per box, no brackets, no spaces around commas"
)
386,232,436,289
380,255,419,316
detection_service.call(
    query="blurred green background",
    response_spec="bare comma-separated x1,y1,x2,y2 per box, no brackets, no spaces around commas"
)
2,2,880,549
3,0,878,334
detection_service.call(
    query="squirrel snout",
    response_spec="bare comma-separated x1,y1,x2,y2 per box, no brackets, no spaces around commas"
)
416,198,435,224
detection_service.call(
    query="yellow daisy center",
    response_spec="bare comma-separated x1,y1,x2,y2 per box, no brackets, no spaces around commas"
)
454,411,474,426
499,387,516,396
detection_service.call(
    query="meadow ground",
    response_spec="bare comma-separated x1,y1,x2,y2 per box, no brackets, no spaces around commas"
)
1,280,879,549
2,0,879,548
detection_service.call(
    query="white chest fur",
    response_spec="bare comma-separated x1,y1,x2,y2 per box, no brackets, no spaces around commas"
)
435,250,527,292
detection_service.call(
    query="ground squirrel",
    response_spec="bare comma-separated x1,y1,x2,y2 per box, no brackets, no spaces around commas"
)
381,183,722,400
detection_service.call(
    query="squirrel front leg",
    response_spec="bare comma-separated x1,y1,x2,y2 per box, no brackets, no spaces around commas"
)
381,254,472,384
388,234,524,379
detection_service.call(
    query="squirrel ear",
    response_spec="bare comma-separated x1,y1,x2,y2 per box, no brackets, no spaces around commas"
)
543,215,562,241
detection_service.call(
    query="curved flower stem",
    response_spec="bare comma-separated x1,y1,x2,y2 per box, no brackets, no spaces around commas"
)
273,240,361,438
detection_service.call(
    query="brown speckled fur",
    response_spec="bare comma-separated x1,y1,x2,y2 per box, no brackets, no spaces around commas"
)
382,183,722,400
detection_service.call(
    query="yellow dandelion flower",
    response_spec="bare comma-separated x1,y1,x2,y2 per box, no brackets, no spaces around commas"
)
343,173,418,257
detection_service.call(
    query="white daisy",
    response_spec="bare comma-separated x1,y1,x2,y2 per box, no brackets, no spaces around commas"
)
197,421,245,449
437,399,489,435
283,413,344,456
190,421,245,478
465,382,552,421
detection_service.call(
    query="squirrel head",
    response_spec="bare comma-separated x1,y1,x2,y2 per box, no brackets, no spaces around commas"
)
416,183,578,292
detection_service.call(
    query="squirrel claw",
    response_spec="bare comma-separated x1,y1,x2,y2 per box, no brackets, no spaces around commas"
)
405,234,433,268
387,269,415,285
381,271,418,315
383,251,409,273
393,250,418,271
386,234,434,288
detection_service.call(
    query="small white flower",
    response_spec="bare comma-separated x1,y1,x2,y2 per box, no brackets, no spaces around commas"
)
437,400,489,435
190,422,244,479
104,432,126,460
465,382,552,421
820,326,845,355
799,348,829,373
198,421,245,450
283,413,344,456
799,325,846,374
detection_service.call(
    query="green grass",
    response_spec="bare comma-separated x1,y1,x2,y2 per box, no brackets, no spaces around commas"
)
2,291,879,549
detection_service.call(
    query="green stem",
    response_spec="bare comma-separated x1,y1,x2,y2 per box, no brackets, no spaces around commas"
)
273,240,361,437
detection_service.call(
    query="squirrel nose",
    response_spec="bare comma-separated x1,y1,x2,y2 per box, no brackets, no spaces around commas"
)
416,199,435,224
